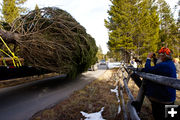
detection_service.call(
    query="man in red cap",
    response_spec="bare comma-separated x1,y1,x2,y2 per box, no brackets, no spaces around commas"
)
143,47,177,120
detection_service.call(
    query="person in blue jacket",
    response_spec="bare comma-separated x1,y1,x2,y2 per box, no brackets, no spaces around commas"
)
143,47,177,120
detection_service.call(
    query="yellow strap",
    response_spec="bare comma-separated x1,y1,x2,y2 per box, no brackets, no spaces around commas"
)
0,36,14,56
16,57,22,66
0,49,16,67
0,49,11,58
0,36,22,67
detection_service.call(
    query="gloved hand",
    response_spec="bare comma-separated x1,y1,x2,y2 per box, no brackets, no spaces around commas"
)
147,52,154,59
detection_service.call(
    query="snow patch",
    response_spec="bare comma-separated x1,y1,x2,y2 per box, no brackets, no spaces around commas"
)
111,86,120,103
111,86,121,114
81,107,105,120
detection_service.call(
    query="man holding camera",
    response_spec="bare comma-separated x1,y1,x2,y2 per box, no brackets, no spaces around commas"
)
143,47,177,120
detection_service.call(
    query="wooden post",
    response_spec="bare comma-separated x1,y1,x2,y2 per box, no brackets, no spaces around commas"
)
119,79,128,120
134,80,145,112
126,72,133,84
120,67,141,120
135,71,180,90
123,78,134,101
130,72,142,88
127,100,140,120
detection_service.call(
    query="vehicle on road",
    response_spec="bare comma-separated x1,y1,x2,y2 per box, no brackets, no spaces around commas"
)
107,62,121,69
99,59,106,65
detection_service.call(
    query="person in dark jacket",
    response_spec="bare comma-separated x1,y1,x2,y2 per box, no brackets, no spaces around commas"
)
143,47,177,120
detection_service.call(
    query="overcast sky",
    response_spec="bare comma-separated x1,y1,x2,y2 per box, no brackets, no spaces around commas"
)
0,0,179,54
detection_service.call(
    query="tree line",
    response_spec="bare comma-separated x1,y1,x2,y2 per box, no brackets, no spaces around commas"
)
105,0,180,62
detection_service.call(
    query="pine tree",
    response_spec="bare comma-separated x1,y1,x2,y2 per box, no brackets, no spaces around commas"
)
173,0,180,59
105,0,160,61
96,45,104,60
135,0,160,59
105,0,138,61
157,0,179,58
34,4,41,18
157,0,174,46
35,4,39,11
2,0,27,24
2,0,19,24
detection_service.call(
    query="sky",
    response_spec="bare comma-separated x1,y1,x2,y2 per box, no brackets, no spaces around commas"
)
0,0,179,54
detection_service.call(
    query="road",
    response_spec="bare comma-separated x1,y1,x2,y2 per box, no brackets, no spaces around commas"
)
0,65,107,120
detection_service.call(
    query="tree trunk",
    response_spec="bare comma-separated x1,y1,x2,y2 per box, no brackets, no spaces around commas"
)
0,29,19,44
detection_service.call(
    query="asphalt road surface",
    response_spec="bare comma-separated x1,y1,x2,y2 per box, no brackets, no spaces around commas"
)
0,65,107,120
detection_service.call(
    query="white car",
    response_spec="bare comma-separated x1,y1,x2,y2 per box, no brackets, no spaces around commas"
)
107,62,121,69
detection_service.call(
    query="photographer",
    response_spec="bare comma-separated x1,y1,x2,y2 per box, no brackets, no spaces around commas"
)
142,47,177,120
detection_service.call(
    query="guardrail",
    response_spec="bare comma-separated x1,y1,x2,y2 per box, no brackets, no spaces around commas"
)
115,65,180,120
